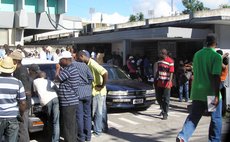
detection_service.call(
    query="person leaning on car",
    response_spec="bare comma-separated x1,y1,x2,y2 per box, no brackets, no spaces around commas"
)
10,50,31,142
56,51,80,142
0,56,27,142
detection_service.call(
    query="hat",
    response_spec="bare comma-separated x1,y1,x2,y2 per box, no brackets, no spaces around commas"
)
29,64,41,73
0,57,16,73
9,50,23,60
59,51,72,60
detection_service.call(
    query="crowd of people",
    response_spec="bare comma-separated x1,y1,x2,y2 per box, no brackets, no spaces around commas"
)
0,44,109,142
0,33,229,142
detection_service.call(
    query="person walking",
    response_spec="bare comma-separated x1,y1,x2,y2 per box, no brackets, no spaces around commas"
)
155,49,174,120
57,51,80,142
33,71,60,142
176,34,222,142
78,50,108,136
0,56,27,142
10,50,31,142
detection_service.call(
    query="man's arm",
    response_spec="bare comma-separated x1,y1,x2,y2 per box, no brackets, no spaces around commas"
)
95,71,108,91
211,74,221,106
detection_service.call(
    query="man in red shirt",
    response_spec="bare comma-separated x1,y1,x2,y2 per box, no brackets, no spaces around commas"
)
155,49,174,120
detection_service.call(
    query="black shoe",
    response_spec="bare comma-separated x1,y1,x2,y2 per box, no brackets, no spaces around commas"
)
162,115,168,120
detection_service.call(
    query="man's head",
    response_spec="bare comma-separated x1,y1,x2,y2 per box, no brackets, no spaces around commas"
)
59,51,73,67
9,50,23,65
29,64,41,79
78,50,90,63
159,49,168,59
206,34,217,48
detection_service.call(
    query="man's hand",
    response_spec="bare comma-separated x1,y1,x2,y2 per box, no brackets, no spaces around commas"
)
95,85,104,91
211,96,219,107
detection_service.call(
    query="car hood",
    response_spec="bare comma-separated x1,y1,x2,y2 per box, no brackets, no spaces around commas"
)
106,79,153,91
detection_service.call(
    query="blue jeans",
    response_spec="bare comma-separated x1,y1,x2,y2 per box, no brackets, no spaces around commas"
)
177,100,222,142
179,81,189,102
0,118,19,142
102,96,108,132
18,109,30,142
43,98,60,142
92,94,103,135
76,96,92,142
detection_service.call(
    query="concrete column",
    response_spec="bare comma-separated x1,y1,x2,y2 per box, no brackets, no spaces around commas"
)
14,29,24,45
122,40,131,65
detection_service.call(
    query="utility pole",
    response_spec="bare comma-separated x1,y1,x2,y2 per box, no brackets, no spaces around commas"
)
171,0,174,16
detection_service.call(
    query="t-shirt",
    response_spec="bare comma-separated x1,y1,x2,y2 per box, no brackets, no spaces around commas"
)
88,58,107,96
33,78,58,106
220,65,228,81
191,47,222,101
0,76,26,118
157,56,174,88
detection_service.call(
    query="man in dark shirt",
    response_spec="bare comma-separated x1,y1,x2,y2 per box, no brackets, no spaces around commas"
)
10,50,31,142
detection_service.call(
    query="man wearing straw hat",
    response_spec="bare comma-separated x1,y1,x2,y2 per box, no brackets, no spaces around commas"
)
0,56,27,142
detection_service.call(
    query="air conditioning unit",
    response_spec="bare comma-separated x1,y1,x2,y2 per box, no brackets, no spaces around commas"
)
15,9,28,28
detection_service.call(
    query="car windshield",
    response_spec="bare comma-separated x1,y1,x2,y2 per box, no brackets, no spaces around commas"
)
103,66,130,80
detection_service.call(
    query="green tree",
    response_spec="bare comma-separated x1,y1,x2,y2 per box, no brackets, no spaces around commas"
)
220,4,230,8
182,0,210,14
129,12,145,22
129,14,136,22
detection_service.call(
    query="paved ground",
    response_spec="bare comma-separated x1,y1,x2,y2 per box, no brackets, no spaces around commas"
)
91,98,230,142
30,97,230,142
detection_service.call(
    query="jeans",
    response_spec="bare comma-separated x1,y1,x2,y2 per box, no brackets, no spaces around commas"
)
92,94,103,135
157,87,171,117
43,98,60,142
177,100,222,142
18,109,30,142
179,81,189,102
60,105,78,142
76,96,92,142
0,118,19,142
102,96,108,132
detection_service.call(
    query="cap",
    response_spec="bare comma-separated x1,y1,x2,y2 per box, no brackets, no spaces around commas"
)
59,51,72,60
79,50,90,58
9,50,23,60
29,64,41,73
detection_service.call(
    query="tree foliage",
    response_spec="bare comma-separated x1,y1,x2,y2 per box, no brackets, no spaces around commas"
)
220,4,230,8
182,0,210,14
129,12,145,22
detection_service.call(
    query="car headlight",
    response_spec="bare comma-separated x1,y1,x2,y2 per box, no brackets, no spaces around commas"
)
107,91,128,95
146,89,155,94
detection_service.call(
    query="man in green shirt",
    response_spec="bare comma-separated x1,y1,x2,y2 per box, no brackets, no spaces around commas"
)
176,34,222,142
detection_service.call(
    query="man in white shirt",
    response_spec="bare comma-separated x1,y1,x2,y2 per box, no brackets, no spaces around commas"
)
33,71,60,142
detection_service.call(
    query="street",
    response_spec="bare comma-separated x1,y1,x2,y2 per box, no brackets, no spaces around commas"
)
30,97,230,142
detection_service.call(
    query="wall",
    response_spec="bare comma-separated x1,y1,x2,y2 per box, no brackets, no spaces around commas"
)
216,25,230,50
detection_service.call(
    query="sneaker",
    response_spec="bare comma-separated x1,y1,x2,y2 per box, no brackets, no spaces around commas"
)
176,137,184,142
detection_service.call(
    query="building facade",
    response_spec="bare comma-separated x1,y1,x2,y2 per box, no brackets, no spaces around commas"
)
0,0,67,46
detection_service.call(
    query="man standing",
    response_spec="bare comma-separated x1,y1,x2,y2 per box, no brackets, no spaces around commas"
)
176,34,222,142
0,57,26,141
57,51,79,142
155,49,174,120
33,71,60,142
10,50,31,142
78,50,108,136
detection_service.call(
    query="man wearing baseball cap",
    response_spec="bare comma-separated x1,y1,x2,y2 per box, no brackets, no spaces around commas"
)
0,56,26,141
10,50,31,142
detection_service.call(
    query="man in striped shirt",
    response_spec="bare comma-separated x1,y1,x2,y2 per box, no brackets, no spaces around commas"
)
0,56,26,142
155,49,174,120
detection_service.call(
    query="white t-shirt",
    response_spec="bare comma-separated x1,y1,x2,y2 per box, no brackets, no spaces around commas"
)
39,50,46,60
33,78,58,106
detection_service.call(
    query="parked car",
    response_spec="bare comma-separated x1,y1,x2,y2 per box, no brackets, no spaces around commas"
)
103,64,155,109
22,58,58,133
